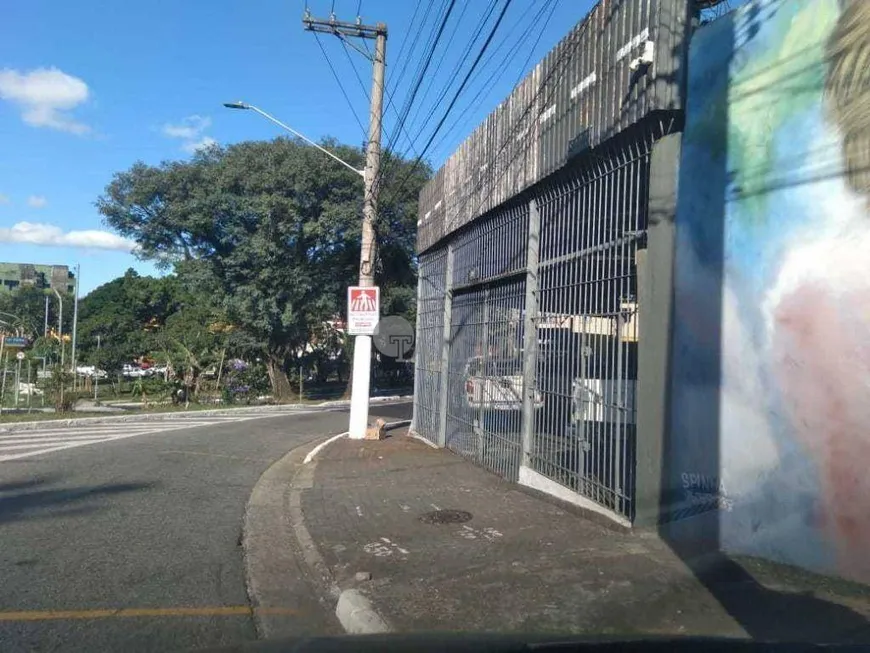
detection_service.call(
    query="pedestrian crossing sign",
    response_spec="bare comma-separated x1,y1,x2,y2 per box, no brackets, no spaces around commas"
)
347,286,380,335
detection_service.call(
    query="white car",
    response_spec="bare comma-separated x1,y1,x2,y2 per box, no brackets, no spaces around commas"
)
122,364,147,378
76,365,108,378
463,356,543,411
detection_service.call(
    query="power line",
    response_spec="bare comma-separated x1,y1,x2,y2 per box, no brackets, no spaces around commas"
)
387,0,515,201
404,0,499,143
386,0,427,99
401,0,473,136
313,32,368,137
427,0,558,162
386,5,590,222
337,36,422,158
375,0,458,187
341,39,371,102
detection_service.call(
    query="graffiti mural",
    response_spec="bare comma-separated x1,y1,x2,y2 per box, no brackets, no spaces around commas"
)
669,0,870,582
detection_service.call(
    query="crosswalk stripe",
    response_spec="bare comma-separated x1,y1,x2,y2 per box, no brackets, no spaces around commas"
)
0,410,314,462
0,428,169,440
0,438,113,451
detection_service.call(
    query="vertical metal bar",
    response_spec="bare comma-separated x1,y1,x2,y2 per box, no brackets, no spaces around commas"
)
26,359,32,413
478,287,490,464
615,312,625,515
436,245,455,448
410,256,427,437
521,198,541,468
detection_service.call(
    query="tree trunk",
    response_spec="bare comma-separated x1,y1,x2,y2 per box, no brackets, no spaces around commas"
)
266,354,297,402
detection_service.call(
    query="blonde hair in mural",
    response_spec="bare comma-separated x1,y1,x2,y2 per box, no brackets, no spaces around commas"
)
825,0,870,198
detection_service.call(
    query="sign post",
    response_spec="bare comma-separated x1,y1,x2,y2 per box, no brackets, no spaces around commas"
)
347,286,380,438
14,352,23,408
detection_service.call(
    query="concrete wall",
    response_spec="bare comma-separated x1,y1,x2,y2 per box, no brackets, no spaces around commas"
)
667,0,870,582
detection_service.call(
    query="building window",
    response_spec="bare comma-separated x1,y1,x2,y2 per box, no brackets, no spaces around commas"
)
3,279,20,290
67,284,74,293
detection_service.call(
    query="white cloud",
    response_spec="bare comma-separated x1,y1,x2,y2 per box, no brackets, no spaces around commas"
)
162,115,216,153
0,221,137,251
182,135,217,154
0,67,90,134
27,195,47,208
0,193,9,204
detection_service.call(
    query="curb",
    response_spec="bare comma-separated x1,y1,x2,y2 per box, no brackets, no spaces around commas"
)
0,396,413,433
335,589,390,634
243,434,392,638
303,432,348,465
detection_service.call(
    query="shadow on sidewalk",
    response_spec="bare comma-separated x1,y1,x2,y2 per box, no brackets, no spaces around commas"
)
693,557,870,643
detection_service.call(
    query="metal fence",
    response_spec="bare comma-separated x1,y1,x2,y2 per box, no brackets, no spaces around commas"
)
529,131,652,520
413,122,667,520
412,249,448,444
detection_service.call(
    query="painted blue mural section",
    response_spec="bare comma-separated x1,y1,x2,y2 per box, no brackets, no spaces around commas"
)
669,0,870,583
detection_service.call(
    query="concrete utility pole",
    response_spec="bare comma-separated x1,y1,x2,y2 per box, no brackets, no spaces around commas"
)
71,263,80,389
303,11,387,439
52,289,64,370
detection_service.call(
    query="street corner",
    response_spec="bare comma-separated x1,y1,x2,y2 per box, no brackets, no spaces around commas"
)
242,432,352,639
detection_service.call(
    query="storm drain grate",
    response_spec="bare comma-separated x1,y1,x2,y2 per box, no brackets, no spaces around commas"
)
419,509,473,525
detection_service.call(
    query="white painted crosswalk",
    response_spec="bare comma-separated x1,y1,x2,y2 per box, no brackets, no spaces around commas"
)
0,413,292,462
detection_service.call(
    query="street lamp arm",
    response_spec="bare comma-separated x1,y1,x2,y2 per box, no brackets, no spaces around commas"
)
225,102,365,178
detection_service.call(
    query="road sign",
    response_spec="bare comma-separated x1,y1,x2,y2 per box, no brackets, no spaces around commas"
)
1,336,29,348
347,286,380,335
16,352,25,361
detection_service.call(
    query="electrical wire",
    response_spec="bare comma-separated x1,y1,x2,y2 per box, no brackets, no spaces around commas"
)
386,0,515,202
387,0,427,99
427,0,558,163
375,0,458,187
401,0,473,137
341,39,371,102
403,0,499,143
419,12,593,229
384,5,590,220
314,32,368,138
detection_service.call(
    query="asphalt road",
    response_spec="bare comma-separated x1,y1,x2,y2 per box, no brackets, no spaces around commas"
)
0,401,412,652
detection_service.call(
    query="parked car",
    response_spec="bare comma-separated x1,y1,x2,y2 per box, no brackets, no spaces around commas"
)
76,365,108,378
121,364,147,378
462,356,543,412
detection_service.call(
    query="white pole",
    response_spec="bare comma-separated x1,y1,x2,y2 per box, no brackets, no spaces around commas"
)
71,263,80,389
348,336,373,438
94,335,101,401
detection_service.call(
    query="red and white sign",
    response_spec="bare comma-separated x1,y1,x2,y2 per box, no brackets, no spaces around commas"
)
347,286,380,335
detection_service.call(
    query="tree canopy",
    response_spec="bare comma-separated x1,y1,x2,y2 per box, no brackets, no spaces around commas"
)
96,137,429,399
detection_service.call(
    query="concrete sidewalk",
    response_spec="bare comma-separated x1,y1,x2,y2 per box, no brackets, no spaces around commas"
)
292,429,870,642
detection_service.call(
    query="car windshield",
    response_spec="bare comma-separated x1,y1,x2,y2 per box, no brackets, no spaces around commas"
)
1,0,869,650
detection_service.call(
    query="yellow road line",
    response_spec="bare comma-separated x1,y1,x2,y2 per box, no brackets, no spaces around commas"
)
0,606,299,621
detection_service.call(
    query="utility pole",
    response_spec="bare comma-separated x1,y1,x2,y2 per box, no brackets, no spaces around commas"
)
52,288,65,371
43,295,49,338
71,263,80,389
303,10,387,439
94,334,101,402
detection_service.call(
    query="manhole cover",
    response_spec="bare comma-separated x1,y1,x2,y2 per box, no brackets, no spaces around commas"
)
419,509,473,525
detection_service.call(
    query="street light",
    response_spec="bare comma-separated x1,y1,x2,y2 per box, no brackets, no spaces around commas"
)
51,288,64,370
224,100,376,438
223,102,365,178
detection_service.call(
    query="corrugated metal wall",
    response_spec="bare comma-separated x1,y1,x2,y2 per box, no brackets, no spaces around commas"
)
417,0,690,254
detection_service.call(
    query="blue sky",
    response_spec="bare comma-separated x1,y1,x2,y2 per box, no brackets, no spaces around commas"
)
0,0,595,295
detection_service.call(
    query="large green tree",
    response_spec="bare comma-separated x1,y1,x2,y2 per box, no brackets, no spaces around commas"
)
97,137,429,399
